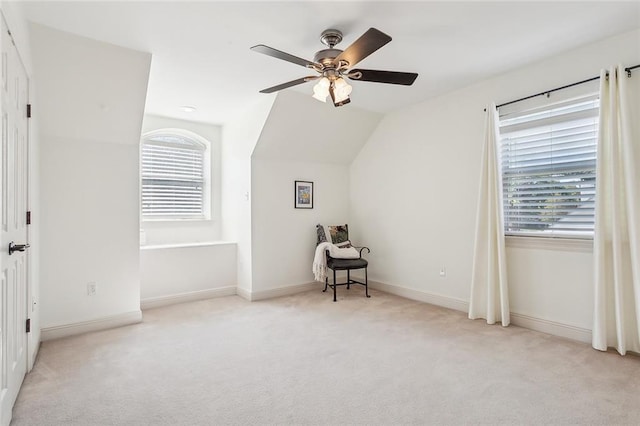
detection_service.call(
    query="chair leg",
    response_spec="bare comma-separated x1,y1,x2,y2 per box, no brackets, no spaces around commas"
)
347,270,351,289
323,275,328,292
365,267,370,298
333,269,337,302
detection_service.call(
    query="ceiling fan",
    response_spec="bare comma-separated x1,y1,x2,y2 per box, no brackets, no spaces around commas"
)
250,28,418,107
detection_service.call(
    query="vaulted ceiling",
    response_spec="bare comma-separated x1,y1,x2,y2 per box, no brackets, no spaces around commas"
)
19,1,640,124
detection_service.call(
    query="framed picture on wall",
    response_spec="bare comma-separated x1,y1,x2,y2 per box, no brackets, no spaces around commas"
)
294,181,313,209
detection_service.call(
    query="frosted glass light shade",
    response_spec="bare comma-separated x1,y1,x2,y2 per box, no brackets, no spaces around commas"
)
332,78,352,103
312,77,330,102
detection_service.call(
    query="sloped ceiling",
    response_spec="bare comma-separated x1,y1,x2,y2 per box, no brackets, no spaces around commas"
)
251,91,382,164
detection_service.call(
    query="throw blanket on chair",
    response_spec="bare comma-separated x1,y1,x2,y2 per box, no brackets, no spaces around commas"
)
312,242,360,282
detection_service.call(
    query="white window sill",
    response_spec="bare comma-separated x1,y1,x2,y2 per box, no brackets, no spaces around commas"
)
506,236,593,253
140,241,235,250
142,218,212,223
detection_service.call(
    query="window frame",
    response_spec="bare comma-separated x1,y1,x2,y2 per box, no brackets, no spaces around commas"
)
140,128,212,222
497,91,600,240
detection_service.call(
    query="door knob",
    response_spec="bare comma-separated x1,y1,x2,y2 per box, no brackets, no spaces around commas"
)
8,241,30,255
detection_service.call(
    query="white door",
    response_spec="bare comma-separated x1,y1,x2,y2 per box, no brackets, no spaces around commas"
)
0,13,29,426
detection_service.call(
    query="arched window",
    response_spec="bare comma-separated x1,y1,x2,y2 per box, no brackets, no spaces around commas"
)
141,129,210,219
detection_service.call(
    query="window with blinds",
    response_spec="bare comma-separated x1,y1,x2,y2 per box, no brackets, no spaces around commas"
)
498,94,599,238
141,133,207,219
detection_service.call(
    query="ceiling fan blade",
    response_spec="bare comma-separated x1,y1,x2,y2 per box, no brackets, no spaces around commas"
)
348,69,418,85
334,28,392,68
250,44,318,68
259,76,319,94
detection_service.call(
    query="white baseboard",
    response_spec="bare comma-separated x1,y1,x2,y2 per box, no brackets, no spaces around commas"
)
236,287,251,301
141,286,237,310
41,310,142,341
369,279,592,344
242,282,321,302
510,312,592,344
29,333,40,371
369,280,469,313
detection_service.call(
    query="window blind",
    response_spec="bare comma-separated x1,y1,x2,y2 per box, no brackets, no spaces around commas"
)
498,94,599,238
141,136,205,218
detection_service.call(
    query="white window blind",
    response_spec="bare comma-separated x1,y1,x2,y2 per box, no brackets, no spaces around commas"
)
498,94,599,238
141,134,206,219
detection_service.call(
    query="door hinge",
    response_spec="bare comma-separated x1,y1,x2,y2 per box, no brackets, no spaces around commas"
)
27,104,32,118
26,211,31,225
26,318,31,333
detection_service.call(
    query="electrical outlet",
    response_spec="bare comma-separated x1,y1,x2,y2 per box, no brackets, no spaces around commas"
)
87,282,97,296
439,267,446,277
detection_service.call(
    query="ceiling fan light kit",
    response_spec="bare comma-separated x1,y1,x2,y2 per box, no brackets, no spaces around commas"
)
251,27,418,107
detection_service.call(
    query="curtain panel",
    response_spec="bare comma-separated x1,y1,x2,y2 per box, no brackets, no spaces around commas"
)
469,103,510,326
592,65,640,355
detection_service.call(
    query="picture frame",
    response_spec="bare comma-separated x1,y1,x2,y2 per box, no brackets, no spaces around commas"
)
294,181,313,209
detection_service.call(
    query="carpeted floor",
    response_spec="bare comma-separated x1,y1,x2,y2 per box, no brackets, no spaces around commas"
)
12,288,640,425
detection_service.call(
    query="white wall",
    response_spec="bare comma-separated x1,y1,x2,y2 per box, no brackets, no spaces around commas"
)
140,115,222,245
140,242,236,303
1,0,41,368
251,159,350,293
350,29,640,336
221,97,275,294
249,91,381,295
31,24,150,328
506,241,594,328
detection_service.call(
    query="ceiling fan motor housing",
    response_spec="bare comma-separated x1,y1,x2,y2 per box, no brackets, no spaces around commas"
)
316,29,345,68
314,48,343,66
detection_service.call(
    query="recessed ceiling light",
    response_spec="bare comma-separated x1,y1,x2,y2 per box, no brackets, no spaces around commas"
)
180,105,197,113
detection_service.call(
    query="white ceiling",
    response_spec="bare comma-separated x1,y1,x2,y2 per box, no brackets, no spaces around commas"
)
19,1,640,125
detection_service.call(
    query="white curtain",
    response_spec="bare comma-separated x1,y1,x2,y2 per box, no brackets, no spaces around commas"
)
469,103,510,326
593,65,640,355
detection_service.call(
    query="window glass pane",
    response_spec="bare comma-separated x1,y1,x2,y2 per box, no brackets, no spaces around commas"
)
499,95,599,238
141,133,206,219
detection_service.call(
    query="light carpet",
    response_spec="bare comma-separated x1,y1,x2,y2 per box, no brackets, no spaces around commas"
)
12,288,640,425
